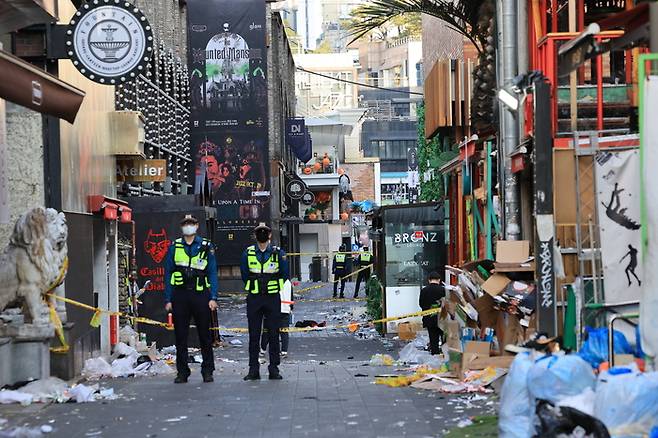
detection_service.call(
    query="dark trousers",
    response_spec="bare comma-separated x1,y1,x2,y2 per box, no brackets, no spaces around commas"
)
172,289,214,376
333,272,347,297
261,312,291,353
426,326,444,355
354,268,371,297
247,293,281,374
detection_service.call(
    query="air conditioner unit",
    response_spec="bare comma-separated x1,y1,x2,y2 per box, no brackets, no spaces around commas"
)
108,111,145,157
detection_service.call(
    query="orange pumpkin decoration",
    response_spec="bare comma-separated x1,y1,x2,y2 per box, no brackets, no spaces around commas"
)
313,162,322,172
303,167,312,175
308,212,318,221
340,212,349,221
322,156,331,167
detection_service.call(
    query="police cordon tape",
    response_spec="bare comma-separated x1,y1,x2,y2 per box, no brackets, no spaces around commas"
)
214,307,441,334
44,290,439,335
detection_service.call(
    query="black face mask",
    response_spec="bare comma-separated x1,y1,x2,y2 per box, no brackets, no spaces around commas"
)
255,229,269,243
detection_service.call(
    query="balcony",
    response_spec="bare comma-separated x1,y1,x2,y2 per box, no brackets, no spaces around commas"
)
536,31,634,138
297,152,341,188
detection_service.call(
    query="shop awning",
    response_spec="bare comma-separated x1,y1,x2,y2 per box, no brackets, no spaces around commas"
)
0,49,85,123
558,3,649,77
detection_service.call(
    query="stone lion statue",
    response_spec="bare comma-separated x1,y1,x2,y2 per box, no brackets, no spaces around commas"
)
0,207,68,325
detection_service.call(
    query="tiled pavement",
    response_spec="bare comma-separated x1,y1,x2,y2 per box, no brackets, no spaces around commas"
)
0,282,498,438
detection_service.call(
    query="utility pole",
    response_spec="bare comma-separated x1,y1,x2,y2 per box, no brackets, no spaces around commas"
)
498,0,521,240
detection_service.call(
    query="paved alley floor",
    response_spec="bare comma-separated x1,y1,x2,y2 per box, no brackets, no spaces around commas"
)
0,282,497,438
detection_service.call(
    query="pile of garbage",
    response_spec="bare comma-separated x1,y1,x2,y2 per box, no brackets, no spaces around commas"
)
0,377,117,406
499,351,658,437
81,341,175,380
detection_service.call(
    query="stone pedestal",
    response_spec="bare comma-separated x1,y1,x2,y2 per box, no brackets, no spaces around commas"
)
0,321,53,386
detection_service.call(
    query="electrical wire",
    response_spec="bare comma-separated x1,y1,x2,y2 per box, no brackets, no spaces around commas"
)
296,67,425,96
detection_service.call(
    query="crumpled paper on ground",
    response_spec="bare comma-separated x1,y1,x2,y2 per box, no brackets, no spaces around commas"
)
69,384,98,403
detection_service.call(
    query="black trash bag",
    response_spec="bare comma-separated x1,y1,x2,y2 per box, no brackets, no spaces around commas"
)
534,399,610,438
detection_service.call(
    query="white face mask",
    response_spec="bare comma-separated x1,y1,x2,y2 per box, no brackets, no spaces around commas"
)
181,225,198,236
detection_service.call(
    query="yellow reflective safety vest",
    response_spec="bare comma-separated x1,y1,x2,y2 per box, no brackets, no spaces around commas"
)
245,245,284,294
360,251,372,263
334,253,347,270
170,238,211,292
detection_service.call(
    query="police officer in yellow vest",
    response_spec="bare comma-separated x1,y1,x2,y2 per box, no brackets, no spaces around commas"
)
164,215,218,384
332,244,350,298
354,245,373,298
240,223,289,381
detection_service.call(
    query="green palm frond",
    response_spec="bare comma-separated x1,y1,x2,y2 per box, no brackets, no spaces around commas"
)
349,0,488,54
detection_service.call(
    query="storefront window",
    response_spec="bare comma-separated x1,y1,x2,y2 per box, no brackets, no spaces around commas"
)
383,222,444,288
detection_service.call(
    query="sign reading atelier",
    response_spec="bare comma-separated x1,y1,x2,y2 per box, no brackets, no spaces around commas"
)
66,0,154,84
116,159,167,182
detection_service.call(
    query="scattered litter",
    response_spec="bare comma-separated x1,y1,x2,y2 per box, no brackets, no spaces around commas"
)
229,339,242,346
398,342,443,368
20,378,69,403
82,357,113,380
354,373,369,377
0,390,33,406
457,418,473,428
69,384,98,403
110,356,138,378
160,346,176,355
369,354,394,366
218,358,236,363
0,426,46,437
164,416,188,423
40,425,53,434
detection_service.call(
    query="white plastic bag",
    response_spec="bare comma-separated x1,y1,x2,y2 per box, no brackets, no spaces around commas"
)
69,384,98,403
110,356,137,377
81,357,113,380
20,377,69,403
557,387,596,417
113,342,138,359
499,352,535,438
594,371,658,435
0,390,33,406
527,354,596,404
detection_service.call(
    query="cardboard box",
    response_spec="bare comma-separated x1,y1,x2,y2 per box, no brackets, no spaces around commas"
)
445,320,461,351
449,341,495,379
613,354,635,366
482,274,511,297
496,240,530,263
398,322,416,341
464,340,491,357
464,355,515,370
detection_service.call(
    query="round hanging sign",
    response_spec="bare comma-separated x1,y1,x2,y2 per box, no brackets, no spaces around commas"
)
301,191,315,206
286,180,305,200
67,0,153,84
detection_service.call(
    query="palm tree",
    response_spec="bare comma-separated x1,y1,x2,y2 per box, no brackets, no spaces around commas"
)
349,0,489,55
349,0,497,131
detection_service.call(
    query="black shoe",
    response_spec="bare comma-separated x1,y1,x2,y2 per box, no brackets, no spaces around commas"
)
243,373,261,381
339,294,344,299
202,373,214,383
174,374,188,384
332,294,337,298
353,294,358,299
269,372,283,380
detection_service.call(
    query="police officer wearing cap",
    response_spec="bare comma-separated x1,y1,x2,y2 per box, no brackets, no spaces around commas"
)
353,245,373,298
164,215,219,384
240,223,289,380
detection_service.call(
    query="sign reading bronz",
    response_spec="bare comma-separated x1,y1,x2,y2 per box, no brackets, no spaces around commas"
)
117,159,167,182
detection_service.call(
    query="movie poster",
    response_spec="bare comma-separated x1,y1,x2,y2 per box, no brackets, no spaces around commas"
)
187,0,269,263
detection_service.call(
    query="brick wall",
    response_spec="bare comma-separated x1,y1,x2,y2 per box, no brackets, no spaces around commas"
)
342,163,375,202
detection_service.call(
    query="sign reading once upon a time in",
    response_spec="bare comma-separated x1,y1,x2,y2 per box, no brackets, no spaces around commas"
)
67,0,153,84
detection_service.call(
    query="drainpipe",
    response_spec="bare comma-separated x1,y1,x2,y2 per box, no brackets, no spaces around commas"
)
517,0,528,135
498,0,521,240
649,2,658,53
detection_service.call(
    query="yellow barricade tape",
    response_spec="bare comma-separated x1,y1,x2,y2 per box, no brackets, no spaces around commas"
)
213,307,440,334
295,264,373,295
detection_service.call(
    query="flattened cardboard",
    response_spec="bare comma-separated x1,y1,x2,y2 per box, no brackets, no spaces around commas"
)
464,341,490,357
496,240,530,263
398,322,416,341
464,355,515,370
482,274,511,296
